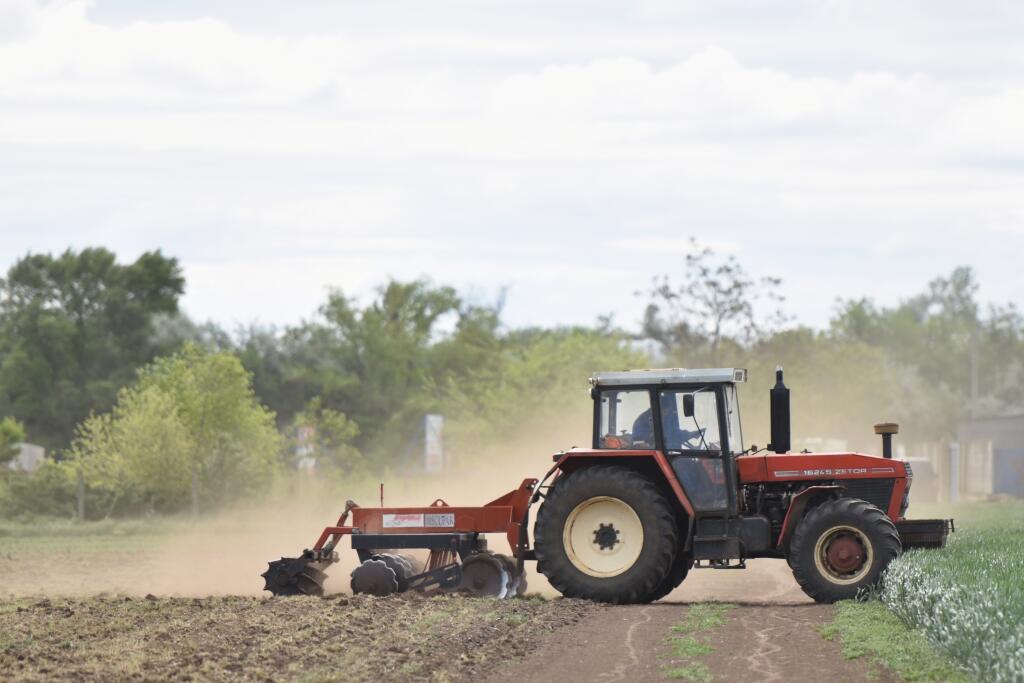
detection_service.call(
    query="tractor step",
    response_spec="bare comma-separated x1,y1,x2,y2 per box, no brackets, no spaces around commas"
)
693,558,746,570
895,518,954,549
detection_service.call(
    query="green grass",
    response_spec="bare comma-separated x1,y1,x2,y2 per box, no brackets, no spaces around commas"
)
668,635,713,658
664,662,713,682
0,516,183,539
880,501,1024,683
670,603,734,633
662,604,734,681
821,601,969,682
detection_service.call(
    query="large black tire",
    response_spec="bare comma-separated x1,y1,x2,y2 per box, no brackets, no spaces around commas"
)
643,549,692,603
789,497,901,603
534,466,678,604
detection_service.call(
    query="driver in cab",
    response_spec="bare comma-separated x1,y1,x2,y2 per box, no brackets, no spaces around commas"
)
632,394,697,450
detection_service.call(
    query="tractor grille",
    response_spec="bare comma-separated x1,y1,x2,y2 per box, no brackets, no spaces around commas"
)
842,479,896,512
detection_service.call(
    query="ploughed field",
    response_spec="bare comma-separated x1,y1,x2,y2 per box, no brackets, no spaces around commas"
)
0,593,601,682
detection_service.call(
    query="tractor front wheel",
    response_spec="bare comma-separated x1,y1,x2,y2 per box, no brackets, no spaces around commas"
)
789,497,901,603
534,465,677,604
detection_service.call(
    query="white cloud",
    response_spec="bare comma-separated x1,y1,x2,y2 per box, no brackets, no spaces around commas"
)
604,237,739,255
0,0,1023,332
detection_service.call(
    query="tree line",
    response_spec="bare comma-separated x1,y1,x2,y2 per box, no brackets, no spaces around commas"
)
1,245,1022,519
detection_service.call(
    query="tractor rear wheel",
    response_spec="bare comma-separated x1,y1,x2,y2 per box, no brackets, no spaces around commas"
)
789,497,901,603
534,465,677,604
643,549,692,602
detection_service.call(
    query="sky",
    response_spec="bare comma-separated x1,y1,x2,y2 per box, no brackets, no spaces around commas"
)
1,0,1023,333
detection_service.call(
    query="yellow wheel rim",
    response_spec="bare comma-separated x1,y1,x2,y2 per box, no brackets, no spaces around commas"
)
563,496,644,577
813,524,874,585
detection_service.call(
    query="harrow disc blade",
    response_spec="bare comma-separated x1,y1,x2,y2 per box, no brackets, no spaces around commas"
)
460,553,511,598
495,553,526,597
375,554,413,592
261,557,328,597
351,559,399,597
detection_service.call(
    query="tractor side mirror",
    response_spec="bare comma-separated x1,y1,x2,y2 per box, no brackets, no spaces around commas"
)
682,394,695,418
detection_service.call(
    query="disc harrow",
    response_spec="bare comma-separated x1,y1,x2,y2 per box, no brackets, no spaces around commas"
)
261,553,333,597
262,484,538,600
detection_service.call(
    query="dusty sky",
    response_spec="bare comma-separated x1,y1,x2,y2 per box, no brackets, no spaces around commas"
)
1,0,1022,331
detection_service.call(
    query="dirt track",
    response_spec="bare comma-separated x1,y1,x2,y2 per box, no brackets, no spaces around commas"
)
483,602,893,683
486,559,894,682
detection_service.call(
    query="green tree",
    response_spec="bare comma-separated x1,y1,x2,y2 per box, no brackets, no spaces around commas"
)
0,248,184,449
236,280,644,469
65,344,280,517
0,416,26,466
289,397,364,477
67,387,193,516
255,280,471,460
831,266,1024,436
315,280,461,445
136,343,281,515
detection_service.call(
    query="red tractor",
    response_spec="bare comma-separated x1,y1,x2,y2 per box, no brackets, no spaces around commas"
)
263,368,951,603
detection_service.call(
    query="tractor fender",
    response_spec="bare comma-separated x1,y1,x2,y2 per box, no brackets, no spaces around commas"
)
552,449,696,520
777,485,844,550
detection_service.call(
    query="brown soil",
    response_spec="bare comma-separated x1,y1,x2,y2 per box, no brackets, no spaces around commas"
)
0,593,601,682
483,603,896,683
483,559,895,682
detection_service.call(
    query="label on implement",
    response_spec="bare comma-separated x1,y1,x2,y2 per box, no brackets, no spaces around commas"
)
425,513,455,528
383,513,424,528
381,512,457,528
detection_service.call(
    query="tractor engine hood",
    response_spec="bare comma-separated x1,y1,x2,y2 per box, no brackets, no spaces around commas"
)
737,451,909,484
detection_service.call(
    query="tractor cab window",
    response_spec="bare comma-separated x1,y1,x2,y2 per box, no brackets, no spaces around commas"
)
598,390,655,449
659,389,722,452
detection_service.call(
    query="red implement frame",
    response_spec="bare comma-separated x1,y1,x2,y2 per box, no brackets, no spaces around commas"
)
312,478,538,554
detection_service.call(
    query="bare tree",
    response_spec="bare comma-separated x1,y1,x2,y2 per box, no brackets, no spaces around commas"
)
640,239,788,364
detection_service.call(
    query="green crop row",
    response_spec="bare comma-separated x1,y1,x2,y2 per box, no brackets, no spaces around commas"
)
881,502,1024,682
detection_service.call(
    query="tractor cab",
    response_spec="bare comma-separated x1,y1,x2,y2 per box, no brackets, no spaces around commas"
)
591,368,746,517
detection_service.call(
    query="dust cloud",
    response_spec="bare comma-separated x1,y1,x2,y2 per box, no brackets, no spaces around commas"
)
1,408,590,599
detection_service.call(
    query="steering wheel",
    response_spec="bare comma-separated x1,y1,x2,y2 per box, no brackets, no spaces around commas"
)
678,427,706,450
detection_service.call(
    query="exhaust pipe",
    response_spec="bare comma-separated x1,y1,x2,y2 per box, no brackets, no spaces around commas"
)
769,367,790,454
874,422,899,459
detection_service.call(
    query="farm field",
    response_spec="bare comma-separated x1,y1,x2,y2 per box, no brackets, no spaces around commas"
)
881,501,1024,682
0,593,600,682
1,501,1017,682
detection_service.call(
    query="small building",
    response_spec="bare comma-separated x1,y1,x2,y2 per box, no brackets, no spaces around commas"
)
956,415,1024,499
7,443,45,473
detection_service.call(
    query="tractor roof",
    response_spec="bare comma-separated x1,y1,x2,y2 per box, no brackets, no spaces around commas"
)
590,368,747,387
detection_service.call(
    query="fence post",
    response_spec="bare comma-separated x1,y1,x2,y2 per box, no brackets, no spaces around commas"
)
76,464,85,521
949,442,960,503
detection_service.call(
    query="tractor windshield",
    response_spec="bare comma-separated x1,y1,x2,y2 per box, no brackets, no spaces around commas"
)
660,389,722,452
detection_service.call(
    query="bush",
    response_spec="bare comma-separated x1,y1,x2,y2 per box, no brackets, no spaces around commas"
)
61,343,281,517
0,459,78,519
0,416,25,465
